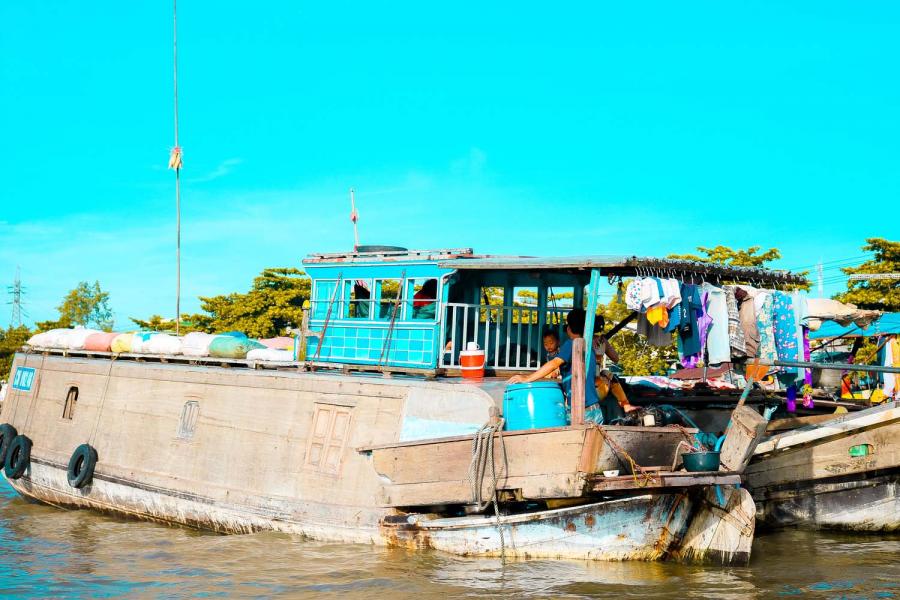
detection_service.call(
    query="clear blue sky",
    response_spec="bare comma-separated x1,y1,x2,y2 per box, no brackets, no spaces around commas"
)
1,1,897,328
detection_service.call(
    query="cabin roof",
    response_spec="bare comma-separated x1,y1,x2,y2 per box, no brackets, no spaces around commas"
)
439,255,808,285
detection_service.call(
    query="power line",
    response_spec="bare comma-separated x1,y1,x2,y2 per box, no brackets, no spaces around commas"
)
6,266,26,328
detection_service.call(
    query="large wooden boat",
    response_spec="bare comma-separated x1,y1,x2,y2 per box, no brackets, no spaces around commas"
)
1,248,803,564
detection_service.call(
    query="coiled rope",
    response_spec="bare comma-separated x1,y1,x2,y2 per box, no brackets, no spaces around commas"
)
467,419,509,561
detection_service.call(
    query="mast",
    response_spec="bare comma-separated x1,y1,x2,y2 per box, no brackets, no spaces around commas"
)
349,188,360,250
169,0,183,334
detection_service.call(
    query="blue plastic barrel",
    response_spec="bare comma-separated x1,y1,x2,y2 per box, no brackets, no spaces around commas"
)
503,381,568,431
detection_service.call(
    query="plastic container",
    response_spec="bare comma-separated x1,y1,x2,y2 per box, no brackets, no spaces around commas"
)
459,342,486,380
682,450,721,472
503,381,568,431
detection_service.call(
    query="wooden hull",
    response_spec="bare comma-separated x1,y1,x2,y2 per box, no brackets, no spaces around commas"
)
746,401,900,532
384,487,755,565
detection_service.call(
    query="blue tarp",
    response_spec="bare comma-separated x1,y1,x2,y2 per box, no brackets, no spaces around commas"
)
810,313,900,339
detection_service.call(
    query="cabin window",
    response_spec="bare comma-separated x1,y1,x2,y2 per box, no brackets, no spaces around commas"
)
62,386,78,420
480,286,504,307
513,287,539,324
344,279,372,319
177,400,200,439
408,279,438,320
376,279,402,320
312,280,339,319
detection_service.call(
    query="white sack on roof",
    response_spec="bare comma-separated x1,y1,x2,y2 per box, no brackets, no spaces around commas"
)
60,328,103,350
181,332,216,357
246,348,294,362
144,333,183,355
804,298,882,331
27,328,69,348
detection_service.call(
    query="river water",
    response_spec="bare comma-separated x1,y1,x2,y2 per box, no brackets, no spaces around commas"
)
1,480,897,599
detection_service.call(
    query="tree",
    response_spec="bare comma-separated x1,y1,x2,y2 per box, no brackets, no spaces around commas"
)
35,281,114,331
0,325,32,379
668,245,781,267
133,268,311,338
835,238,900,311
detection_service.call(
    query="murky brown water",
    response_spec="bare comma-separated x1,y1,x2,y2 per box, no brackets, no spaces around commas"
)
1,481,897,599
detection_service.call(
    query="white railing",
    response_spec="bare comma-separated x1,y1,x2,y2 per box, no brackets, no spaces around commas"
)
439,303,569,371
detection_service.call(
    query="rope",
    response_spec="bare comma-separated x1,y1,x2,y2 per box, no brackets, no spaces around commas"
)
596,425,655,487
467,419,509,561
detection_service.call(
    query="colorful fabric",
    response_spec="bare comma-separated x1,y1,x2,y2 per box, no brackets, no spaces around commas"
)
756,293,777,365
677,283,704,361
646,305,668,326
625,279,643,312
773,291,800,372
724,286,747,358
735,286,759,357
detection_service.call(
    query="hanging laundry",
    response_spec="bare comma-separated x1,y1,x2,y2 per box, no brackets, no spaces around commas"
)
646,304,669,327
637,312,673,347
734,286,760,357
724,286,747,358
755,292,777,366
676,283,704,361
701,283,730,365
773,291,800,373
625,279,644,312
639,277,662,309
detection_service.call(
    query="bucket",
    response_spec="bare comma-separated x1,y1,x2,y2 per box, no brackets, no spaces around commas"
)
460,342,486,380
503,381,568,431
682,450,721,472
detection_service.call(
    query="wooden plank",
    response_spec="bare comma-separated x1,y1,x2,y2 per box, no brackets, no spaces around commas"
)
766,413,848,432
755,403,900,455
571,338,585,425
590,473,741,492
719,405,768,472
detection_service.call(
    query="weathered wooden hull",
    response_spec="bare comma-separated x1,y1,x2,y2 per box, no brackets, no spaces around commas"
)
2,352,754,564
384,486,755,565
746,401,900,532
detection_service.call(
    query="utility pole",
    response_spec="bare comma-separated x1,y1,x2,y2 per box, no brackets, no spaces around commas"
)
816,262,824,298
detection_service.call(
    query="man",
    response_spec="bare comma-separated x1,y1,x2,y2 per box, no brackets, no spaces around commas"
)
509,309,604,423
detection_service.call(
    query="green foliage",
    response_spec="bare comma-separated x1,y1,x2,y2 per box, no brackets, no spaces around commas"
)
599,285,676,376
0,325,32,379
35,280,114,331
835,238,900,311
668,245,781,267
152,267,312,338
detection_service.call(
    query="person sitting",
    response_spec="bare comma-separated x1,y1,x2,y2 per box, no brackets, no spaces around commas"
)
591,316,620,367
542,328,561,378
508,309,604,423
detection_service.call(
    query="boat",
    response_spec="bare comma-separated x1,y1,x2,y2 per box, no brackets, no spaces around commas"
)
746,398,900,532
0,248,804,565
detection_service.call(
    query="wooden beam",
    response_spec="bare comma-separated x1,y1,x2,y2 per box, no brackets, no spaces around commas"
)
571,337,586,426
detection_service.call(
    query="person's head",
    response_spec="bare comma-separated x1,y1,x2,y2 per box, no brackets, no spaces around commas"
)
565,309,586,339
542,328,560,353
593,315,606,335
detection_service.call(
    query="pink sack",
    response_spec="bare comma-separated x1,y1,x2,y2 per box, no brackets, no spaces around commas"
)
258,336,294,350
83,332,119,352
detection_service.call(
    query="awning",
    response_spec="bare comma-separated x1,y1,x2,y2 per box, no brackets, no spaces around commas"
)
809,313,900,339
804,298,882,332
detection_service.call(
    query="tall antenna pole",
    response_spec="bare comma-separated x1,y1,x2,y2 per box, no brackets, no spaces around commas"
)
816,261,824,298
168,0,183,335
349,188,360,250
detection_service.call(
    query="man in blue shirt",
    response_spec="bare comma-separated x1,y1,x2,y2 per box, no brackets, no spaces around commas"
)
508,309,603,423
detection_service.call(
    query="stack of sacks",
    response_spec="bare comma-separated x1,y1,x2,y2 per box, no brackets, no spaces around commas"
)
144,333,183,355
84,332,119,352
182,332,217,357
258,336,294,351
110,333,134,353
246,348,294,362
208,333,265,359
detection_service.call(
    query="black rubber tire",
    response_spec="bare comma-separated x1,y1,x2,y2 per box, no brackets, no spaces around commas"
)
66,444,98,489
4,435,32,480
0,424,18,466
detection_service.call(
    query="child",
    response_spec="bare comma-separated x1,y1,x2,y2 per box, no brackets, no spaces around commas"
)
542,328,562,379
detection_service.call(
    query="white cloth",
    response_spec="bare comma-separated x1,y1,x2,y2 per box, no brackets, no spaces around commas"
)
247,348,294,362
885,340,896,398
662,278,682,308
639,277,661,309
701,283,731,364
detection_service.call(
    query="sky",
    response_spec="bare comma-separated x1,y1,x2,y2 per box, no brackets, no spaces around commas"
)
1,1,897,329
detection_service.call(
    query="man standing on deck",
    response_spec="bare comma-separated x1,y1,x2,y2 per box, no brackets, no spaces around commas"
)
508,309,605,423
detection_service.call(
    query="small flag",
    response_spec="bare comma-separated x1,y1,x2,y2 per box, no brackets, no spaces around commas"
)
168,146,183,170
350,207,358,224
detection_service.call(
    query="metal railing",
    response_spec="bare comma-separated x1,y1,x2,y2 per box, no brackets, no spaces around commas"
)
439,303,569,370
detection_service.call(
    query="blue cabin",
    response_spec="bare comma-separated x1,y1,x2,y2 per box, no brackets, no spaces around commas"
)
302,246,806,375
